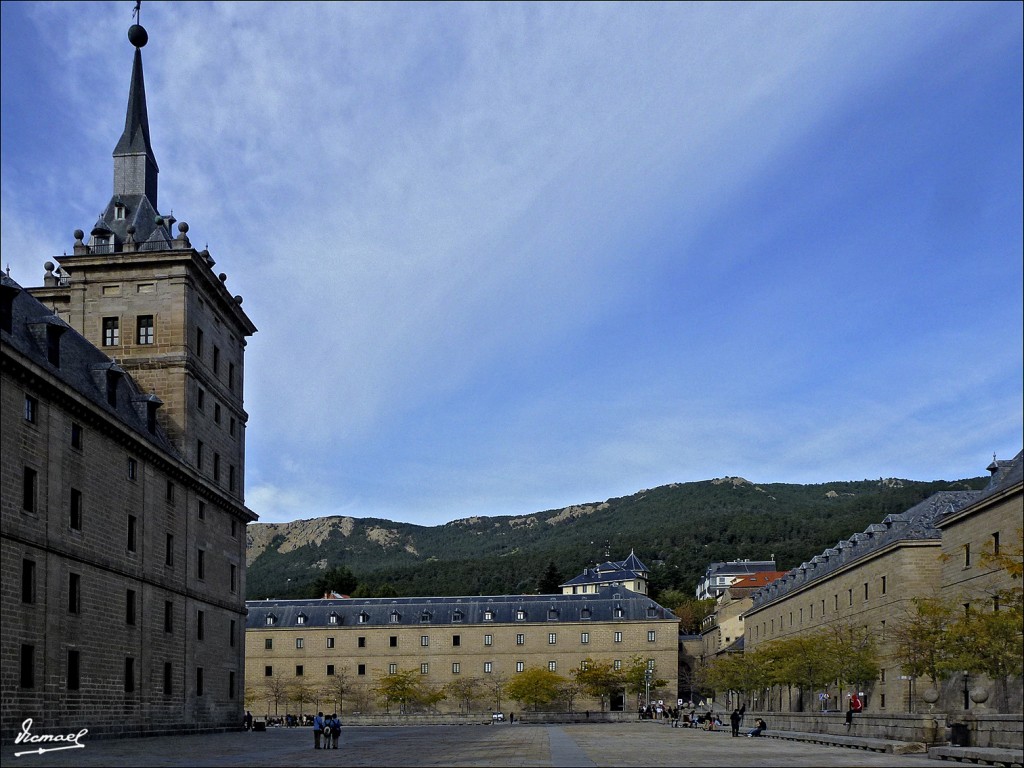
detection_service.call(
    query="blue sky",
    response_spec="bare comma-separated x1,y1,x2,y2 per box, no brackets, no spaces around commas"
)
2,1,1021,526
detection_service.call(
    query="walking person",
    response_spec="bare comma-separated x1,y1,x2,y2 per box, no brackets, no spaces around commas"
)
329,713,342,749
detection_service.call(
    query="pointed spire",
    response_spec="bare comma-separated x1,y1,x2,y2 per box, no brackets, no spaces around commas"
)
113,24,159,210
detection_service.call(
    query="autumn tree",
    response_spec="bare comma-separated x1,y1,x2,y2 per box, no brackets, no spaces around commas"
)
373,668,438,714
622,655,667,704
444,676,485,712
504,667,567,711
572,659,625,711
672,597,717,634
890,595,956,687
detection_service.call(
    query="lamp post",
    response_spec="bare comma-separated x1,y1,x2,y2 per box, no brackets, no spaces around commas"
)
962,671,970,711
644,669,652,708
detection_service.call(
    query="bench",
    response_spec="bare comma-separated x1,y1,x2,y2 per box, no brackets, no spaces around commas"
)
929,746,1024,767
765,729,926,754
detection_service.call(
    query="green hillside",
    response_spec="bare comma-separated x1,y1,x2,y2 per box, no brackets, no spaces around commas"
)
245,475,988,601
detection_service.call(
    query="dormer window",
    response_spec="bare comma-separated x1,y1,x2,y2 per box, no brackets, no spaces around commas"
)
547,608,559,621
265,614,277,626
390,611,401,624
296,614,307,625
328,613,339,625
452,611,463,623
114,204,127,220
420,611,432,623
515,610,526,621
483,610,494,622
580,608,592,620
357,612,369,624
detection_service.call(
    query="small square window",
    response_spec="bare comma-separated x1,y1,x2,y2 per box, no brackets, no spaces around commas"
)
421,636,430,647
421,663,429,675
484,662,492,673
516,634,525,646
358,664,366,676
296,638,304,649
388,663,397,675
389,636,398,648
127,457,138,480
264,666,273,677
295,665,303,677
516,661,524,673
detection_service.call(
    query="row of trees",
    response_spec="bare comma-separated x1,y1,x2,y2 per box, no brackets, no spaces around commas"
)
249,656,670,717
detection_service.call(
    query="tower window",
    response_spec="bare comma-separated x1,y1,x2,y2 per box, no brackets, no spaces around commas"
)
102,317,119,346
137,315,154,344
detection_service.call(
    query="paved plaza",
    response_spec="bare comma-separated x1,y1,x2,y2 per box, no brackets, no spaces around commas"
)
2,721,940,767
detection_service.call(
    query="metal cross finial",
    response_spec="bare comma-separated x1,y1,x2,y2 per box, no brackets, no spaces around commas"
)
133,1,141,22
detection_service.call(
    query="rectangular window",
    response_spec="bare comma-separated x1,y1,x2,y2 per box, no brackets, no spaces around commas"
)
68,650,81,690
295,665,303,677
213,453,220,482
453,635,461,647
648,630,656,642
516,661,524,673
102,317,119,346
70,488,83,530
230,564,237,593
137,315,154,344
213,346,220,374
127,514,137,552
548,661,556,672
126,589,136,625
548,633,557,645
128,457,138,480
452,663,461,674
516,634,525,646
864,583,869,601
164,600,173,633
71,422,83,449
484,662,493,673
228,363,235,391
614,631,622,643
358,664,366,676
197,610,205,641
230,619,237,647
198,501,205,520
231,519,238,538
230,417,236,437
388,664,397,675
196,667,204,696
164,663,173,694
421,636,430,647
196,441,204,469
20,645,35,688
68,572,81,614
964,543,971,567
484,634,492,646
296,638,304,649
264,666,273,677
229,465,236,492
229,671,236,700
165,534,174,566
166,480,175,503
647,659,655,670
196,327,204,356
389,636,398,648
24,395,37,423
22,467,37,513
358,637,366,648
881,576,887,596
197,549,205,580
265,638,273,650
197,388,205,410
20,559,37,605
848,589,853,607
124,657,135,692
421,663,429,675
327,665,335,676
214,403,221,424
992,532,1000,556
613,659,621,670
326,637,335,649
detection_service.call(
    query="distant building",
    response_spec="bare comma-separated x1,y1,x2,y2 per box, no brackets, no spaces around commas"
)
696,559,778,601
1,20,256,739
560,550,650,595
245,589,679,715
699,571,786,661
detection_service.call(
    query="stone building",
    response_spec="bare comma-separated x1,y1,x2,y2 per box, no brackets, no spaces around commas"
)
742,488,981,713
559,550,650,595
934,451,1023,712
696,559,778,601
699,571,786,661
244,589,679,716
0,21,256,739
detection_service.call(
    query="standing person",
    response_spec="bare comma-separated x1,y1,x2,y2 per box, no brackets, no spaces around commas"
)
730,709,741,737
244,711,253,731
330,714,342,749
313,711,324,749
738,703,746,727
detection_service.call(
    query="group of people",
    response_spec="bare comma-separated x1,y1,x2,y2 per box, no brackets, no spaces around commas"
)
313,712,342,749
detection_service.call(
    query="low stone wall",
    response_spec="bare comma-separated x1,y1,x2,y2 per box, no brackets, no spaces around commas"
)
339,711,635,726
743,711,1023,749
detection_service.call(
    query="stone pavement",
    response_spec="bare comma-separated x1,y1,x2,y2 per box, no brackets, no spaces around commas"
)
2,721,940,767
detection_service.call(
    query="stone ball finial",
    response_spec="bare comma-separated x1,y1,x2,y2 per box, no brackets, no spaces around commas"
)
44,261,55,273
177,221,189,234
128,24,148,48
218,273,228,282
126,225,136,235
234,295,243,304
155,215,165,226
74,229,84,241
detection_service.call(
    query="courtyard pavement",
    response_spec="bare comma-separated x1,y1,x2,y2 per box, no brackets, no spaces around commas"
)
3,721,938,767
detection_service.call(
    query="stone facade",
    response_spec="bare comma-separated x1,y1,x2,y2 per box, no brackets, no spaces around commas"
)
244,591,679,716
0,22,256,740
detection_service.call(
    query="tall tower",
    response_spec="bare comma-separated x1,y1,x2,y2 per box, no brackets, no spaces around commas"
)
30,22,257,503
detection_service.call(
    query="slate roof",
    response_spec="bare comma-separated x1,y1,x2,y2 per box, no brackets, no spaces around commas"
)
749,489,981,610
560,550,649,589
938,450,1022,524
1,272,176,457
246,587,677,630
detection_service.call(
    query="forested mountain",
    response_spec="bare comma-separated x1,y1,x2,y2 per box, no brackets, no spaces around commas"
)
245,474,988,601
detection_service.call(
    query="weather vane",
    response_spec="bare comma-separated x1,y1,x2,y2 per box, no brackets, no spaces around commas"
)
133,1,141,22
